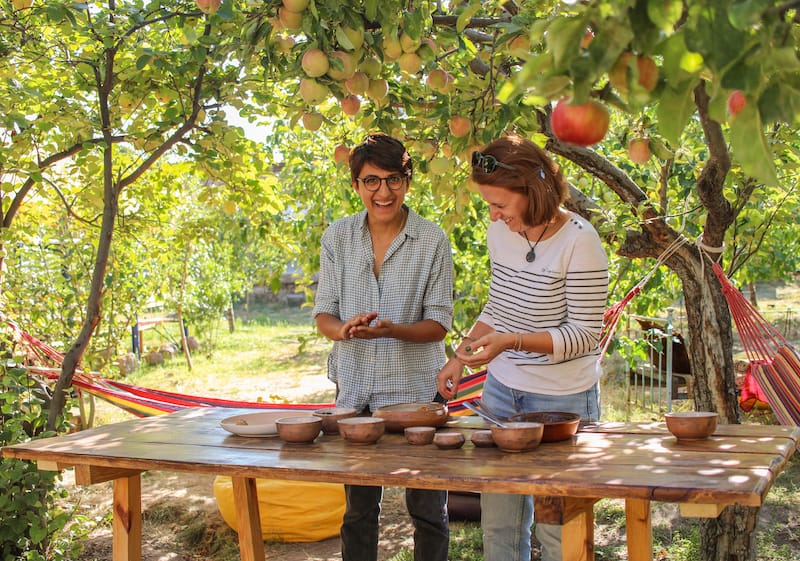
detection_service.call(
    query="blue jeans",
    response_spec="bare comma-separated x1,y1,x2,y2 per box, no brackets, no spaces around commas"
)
479,372,600,561
341,485,449,561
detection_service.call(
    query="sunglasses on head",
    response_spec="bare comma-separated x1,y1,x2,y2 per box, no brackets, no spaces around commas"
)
471,151,517,174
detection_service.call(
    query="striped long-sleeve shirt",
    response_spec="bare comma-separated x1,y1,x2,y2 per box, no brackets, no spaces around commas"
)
477,211,609,395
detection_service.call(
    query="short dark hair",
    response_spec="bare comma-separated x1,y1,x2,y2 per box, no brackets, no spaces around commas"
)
471,133,567,227
349,133,413,182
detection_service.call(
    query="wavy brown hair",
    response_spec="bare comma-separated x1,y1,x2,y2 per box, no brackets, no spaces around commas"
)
471,133,568,227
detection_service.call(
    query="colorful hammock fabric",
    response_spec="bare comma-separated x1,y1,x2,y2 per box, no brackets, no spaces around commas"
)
713,263,800,425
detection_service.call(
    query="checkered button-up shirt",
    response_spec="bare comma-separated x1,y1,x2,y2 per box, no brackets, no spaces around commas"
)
313,207,454,412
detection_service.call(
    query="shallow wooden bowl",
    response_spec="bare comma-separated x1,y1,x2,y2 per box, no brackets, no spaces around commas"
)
470,429,495,448
664,411,718,441
490,422,544,453
508,411,581,443
373,402,448,432
433,431,465,450
338,417,385,445
404,426,436,445
275,416,322,443
312,407,358,435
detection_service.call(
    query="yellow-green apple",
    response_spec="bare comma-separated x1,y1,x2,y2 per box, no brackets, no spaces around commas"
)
448,116,471,138
299,78,329,105
550,98,609,146
359,56,382,78
275,35,295,53
366,78,389,102
428,157,452,175
398,52,422,75
399,32,421,53
301,48,330,78
426,68,454,94
341,95,361,115
345,71,370,95
727,90,746,117
334,144,350,165
341,26,365,51
327,50,356,80
196,0,220,14
301,111,323,131
382,34,403,61
282,0,308,11
278,7,302,29
12,0,33,9
628,138,652,164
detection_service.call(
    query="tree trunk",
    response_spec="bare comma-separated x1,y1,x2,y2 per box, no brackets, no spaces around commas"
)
699,505,760,561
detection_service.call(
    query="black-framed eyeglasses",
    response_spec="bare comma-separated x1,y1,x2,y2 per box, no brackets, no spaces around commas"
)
472,151,518,174
356,175,408,191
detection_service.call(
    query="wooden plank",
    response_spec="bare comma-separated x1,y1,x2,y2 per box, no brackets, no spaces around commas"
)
625,498,652,561
112,474,142,561
232,476,265,561
75,464,144,485
560,501,594,561
36,460,64,472
679,502,725,518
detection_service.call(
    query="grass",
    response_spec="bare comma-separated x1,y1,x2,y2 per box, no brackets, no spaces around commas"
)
85,297,800,561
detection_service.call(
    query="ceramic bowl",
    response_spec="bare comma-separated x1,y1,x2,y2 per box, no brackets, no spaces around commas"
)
373,402,448,432
433,431,465,450
338,417,385,445
508,411,581,443
490,422,544,453
275,416,322,443
664,411,718,441
405,426,436,445
312,407,358,435
470,429,496,448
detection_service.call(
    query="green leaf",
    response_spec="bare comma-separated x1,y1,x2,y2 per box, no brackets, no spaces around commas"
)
456,1,481,34
656,77,698,144
728,0,770,30
545,15,588,72
729,104,779,185
647,0,683,31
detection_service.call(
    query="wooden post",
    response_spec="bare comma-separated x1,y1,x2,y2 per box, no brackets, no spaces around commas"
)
112,474,142,561
232,476,265,561
625,498,652,561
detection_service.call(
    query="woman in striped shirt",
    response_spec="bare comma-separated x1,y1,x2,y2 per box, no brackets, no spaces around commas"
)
437,133,609,561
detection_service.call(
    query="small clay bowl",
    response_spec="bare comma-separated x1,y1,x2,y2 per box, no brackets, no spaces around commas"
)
509,411,581,443
275,416,322,443
338,417,385,445
433,431,465,450
664,411,718,441
470,429,495,448
312,407,358,435
405,426,436,445
490,422,544,453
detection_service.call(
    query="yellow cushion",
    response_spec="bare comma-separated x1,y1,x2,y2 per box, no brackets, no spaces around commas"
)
213,476,345,542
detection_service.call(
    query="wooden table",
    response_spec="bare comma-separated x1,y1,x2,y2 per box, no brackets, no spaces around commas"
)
3,407,798,561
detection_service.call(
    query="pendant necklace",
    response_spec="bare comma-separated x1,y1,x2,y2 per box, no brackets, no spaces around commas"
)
522,223,549,263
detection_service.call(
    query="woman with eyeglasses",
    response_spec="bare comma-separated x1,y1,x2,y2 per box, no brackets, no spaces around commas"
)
313,133,453,561
436,133,608,561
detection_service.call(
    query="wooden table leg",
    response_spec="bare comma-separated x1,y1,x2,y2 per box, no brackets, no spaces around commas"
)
535,497,597,561
625,498,652,561
112,474,142,561
232,476,265,561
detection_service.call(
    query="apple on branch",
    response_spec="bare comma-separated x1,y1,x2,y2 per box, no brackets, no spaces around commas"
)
448,116,472,138
195,0,220,14
341,95,361,116
334,144,350,165
301,48,329,78
550,98,610,147
628,138,652,164
727,90,746,117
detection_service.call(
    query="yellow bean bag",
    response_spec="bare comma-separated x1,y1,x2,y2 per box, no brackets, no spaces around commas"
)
213,476,345,543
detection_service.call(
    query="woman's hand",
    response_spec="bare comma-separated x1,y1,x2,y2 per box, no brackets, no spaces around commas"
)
348,317,393,339
436,359,463,400
338,312,378,340
454,333,513,369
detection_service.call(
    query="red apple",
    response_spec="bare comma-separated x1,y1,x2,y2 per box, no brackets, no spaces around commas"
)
727,90,746,117
628,138,652,164
334,144,350,165
345,72,370,95
341,95,361,115
581,29,594,49
426,68,454,94
301,48,330,78
550,98,610,146
448,116,471,138
195,0,220,14
609,53,659,94
327,51,356,81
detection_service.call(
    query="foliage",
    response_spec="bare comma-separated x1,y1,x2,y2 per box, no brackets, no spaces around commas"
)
0,364,88,561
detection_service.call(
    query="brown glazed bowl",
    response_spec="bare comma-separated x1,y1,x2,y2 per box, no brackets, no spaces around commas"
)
433,431,466,450
338,417,385,445
373,402,448,432
404,426,436,445
509,411,581,443
312,407,358,435
275,416,322,443
470,429,496,448
665,411,718,441
490,422,544,453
